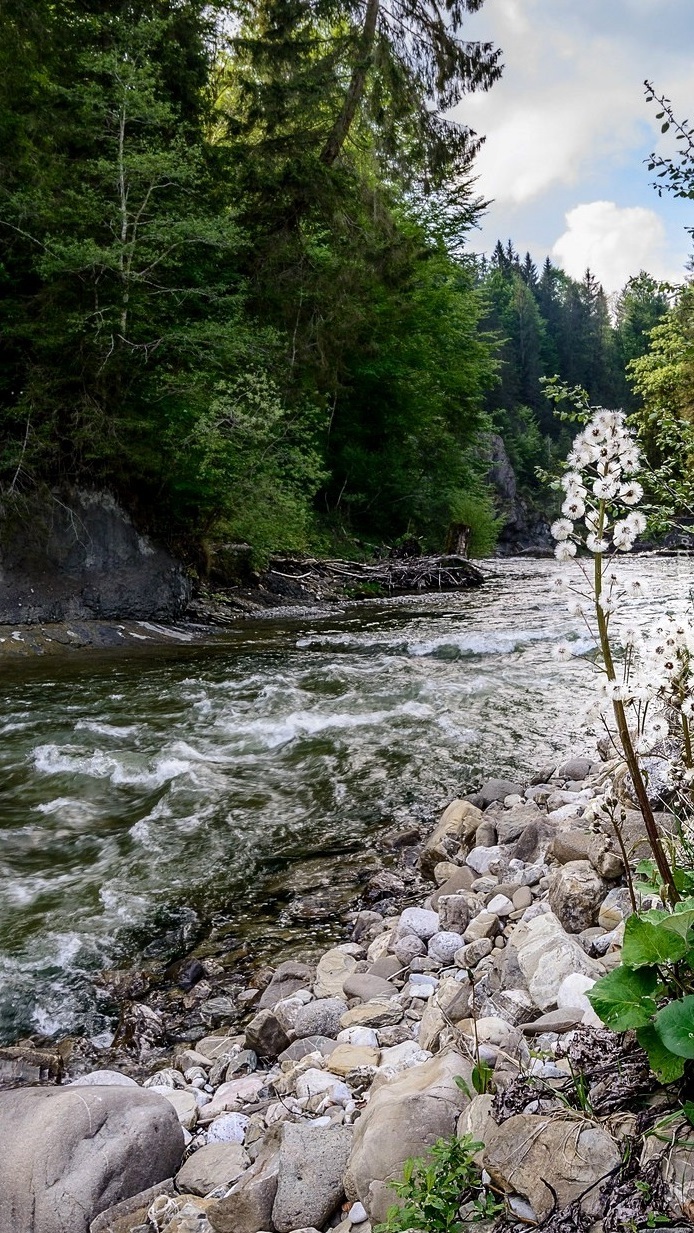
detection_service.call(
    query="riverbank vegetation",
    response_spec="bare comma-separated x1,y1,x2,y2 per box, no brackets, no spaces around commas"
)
0,3,691,564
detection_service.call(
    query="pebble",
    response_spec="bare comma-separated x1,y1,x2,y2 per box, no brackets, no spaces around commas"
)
396,907,440,940
427,931,465,963
486,894,514,916
349,1200,368,1223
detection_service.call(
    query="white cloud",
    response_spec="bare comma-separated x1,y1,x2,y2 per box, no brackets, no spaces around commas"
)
551,201,675,291
458,0,694,208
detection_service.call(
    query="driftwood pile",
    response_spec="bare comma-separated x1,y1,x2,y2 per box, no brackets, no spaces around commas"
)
264,553,484,597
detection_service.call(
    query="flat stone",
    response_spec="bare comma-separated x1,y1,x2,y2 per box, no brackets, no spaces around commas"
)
0,1086,184,1233
557,757,592,780
175,1142,250,1196
340,1001,404,1030
368,955,402,980
258,961,314,1010
197,1036,242,1061
431,866,476,908
278,1036,338,1064
521,1008,586,1035
343,974,396,1001
314,950,359,999
327,1044,380,1076
200,1075,265,1121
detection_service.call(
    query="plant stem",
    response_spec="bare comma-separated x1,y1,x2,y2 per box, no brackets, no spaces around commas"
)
593,504,679,903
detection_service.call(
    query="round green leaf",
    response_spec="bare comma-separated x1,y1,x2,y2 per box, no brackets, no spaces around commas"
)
655,995,694,1059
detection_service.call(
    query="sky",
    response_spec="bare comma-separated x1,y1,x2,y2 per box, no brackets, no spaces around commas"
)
455,0,694,293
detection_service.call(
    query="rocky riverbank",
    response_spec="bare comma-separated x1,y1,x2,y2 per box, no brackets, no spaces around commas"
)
0,554,484,657
1,754,692,1233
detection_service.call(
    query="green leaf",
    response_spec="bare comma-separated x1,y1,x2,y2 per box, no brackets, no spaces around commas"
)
655,995,694,1059
637,1023,686,1083
587,966,659,1030
682,1100,694,1127
661,899,694,938
622,914,689,967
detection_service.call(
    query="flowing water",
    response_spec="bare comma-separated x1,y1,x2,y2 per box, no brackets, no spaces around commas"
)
0,556,691,1045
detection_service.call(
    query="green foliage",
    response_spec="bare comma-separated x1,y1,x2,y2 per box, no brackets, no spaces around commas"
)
374,1134,502,1233
0,0,504,559
587,898,694,1083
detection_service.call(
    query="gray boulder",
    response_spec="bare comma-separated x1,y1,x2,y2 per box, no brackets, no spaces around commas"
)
293,998,348,1040
548,860,606,932
207,1129,281,1233
0,1085,184,1233
258,961,314,1010
244,1008,291,1058
471,779,523,809
343,973,395,1001
483,1114,619,1222
175,1143,250,1197
344,1049,471,1222
272,1122,353,1233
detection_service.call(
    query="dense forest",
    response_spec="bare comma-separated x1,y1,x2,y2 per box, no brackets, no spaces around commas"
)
0,1,691,564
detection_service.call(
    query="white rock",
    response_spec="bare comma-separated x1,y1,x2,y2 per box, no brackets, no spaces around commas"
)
428,931,465,963
295,1068,352,1106
349,1200,368,1223
336,1027,379,1048
513,911,603,1011
367,930,393,961
396,907,440,941
486,894,514,916
504,794,524,807
547,803,585,823
69,1070,139,1087
206,1112,249,1144
466,845,503,874
556,972,602,1028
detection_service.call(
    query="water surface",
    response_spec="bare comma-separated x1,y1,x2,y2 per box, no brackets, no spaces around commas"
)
0,556,690,1042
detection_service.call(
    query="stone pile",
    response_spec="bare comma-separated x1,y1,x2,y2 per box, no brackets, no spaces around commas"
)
3,754,693,1233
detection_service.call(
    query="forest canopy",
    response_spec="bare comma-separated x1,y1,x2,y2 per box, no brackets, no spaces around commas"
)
0,2,686,562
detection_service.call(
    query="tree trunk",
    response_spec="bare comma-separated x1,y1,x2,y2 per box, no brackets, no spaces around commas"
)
320,0,380,166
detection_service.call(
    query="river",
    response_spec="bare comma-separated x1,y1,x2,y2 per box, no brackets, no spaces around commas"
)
0,556,691,1045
